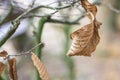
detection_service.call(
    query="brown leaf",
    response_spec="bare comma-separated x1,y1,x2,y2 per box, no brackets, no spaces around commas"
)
0,62,6,75
8,58,18,80
0,50,8,57
31,52,50,80
81,0,102,28
81,0,97,16
67,0,102,56
67,12,95,56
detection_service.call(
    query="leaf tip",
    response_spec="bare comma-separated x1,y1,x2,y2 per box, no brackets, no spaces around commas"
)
67,51,75,56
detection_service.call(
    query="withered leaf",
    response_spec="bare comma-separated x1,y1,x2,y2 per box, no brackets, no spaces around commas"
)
8,58,18,80
31,52,50,80
0,62,6,75
0,50,8,57
81,0,97,16
81,0,102,28
67,0,101,56
67,12,95,56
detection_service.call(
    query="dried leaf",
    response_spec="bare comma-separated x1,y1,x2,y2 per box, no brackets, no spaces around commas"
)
81,0,97,16
81,0,102,39
8,58,18,80
67,0,102,56
0,50,8,57
0,62,6,75
81,0,102,28
67,12,95,56
31,52,50,80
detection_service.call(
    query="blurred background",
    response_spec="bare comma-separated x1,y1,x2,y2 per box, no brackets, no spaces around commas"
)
0,0,120,80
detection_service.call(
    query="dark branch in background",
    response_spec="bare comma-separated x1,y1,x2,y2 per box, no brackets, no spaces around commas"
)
46,18,79,24
106,3,120,13
94,0,120,13
0,1,79,47
92,0,101,5
0,4,13,25
46,12,84,24
25,14,81,24
30,0,37,7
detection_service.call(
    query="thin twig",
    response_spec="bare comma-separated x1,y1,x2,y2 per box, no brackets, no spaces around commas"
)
8,43,43,57
25,13,83,17
27,43,43,53
46,18,79,24
96,0,120,13
106,3,120,13
25,12,83,24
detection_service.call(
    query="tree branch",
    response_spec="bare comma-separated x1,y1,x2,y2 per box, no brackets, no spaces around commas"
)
0,1,78,47
46,18,79,24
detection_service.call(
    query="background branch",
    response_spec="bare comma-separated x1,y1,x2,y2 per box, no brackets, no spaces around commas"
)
0,4,13,25
0,1,78,47
33,16,48,80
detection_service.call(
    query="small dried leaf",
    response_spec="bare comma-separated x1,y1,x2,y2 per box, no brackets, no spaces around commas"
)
0,50,8,57
67,12,95,56
0,62,6,75
31,52,50,80
8,58,18,80
67,0,101,56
